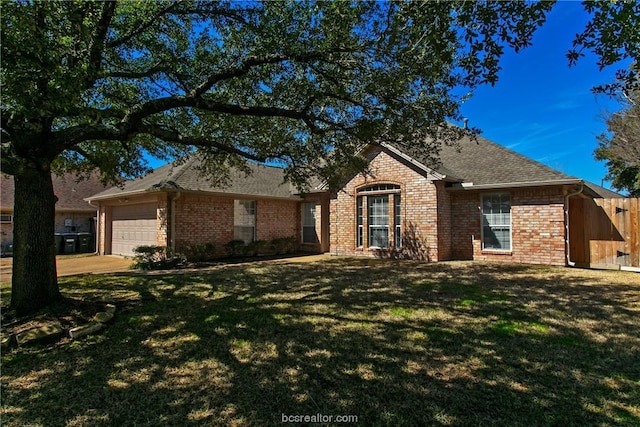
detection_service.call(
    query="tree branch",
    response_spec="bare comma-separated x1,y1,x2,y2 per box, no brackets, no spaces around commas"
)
138,124,266,162
106,2,177,49
189,51,331,98
85,1,117,87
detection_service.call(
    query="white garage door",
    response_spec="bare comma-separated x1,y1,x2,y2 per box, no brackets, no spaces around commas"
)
111,204,157,256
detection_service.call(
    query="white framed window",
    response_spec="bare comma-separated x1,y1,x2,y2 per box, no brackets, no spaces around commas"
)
356,196,364,247
368,195,389,248
301,202,318,243
481,193,511,251
0,214,13,223
394,194,402,248
356,185,401,249
234,200,255,243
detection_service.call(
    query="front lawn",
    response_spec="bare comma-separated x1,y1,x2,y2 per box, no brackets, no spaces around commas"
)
2,259,639,426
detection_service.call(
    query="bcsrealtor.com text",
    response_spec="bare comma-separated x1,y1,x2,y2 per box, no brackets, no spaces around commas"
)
282,413,358,423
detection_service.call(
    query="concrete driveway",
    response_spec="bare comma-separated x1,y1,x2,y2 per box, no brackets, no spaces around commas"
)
0,254,132,282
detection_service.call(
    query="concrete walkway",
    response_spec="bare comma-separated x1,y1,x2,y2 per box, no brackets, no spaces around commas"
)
0,254,133,282
0,253,332,282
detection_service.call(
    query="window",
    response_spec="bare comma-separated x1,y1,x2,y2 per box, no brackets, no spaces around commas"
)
368,195,389,248
481,193,511,251
356,184,401,249
234,200,255,243
0,214,12,223
301,203,318,243
394,194,402,248
358,184,401,193
356,196,363,247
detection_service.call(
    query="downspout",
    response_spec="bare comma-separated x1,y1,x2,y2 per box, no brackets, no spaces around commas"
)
86,200,101,254
170,192,181,252
565,183,584,267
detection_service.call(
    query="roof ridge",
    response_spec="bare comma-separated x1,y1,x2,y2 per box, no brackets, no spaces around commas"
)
167,156,198,184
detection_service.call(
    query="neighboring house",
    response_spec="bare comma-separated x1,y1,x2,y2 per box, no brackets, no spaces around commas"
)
0,172,110,254
87,135,621,265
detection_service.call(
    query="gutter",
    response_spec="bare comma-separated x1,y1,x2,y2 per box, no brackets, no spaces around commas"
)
87,188,302,203
564,182,584,267
451,178,582,191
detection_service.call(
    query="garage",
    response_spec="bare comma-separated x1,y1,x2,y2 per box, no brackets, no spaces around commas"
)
111,203,157,256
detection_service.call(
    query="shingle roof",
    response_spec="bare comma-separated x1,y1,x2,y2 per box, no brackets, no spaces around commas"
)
582,181,624,198
88,156,297,200
1,172,108,212
397,133,577,186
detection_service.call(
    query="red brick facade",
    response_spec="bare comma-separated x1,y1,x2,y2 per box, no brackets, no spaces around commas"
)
330,147,444,261
170,194,301,255
450,187,568,266
98,193,304,257
329,146,570,266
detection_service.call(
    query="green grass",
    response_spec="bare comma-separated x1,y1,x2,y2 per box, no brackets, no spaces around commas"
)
2,259,639,426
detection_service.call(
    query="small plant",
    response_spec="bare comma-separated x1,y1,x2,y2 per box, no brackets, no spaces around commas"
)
224,240,246,257
131,245,185,270
271,236,298,255
245,240,269,257
179,243,216,262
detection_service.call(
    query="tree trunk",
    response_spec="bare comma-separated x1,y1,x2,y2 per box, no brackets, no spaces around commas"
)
10,167,60,315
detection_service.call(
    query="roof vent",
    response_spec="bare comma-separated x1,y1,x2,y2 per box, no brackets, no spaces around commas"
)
463,118,469,129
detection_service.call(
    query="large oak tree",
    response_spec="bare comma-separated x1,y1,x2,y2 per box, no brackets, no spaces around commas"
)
1,1,633,315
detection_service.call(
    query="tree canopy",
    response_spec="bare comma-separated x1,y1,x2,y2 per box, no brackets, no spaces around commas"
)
595,88,640,196
1,0,558,188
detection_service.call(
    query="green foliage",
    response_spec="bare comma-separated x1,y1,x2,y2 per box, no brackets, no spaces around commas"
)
131,245,185,270
178,243,217,263
245,240,270,257
568,1,640,94
595,89,640,196
271,237,298,255
224,240,247,258
1,0,562,185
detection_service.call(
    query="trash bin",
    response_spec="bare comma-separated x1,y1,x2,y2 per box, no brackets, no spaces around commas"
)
54,233,64,254
63,234,77,254
76,233,93,253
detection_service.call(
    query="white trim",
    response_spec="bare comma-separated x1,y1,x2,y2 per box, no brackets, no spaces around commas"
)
455,179,582,191
480,193,512,252
379,142,448,181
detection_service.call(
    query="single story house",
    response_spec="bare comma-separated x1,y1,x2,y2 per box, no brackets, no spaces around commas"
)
87,135,621,265
1,172,109,254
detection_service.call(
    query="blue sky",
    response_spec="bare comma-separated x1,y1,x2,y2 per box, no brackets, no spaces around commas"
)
459,1,626,190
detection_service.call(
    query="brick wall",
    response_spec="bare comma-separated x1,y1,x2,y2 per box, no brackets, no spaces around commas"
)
450,186,567,266
256,198,299,241
330,147,444,260
174,194,234,255
173,194,299,255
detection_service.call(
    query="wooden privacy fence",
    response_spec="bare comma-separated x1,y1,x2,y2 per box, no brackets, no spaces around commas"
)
569,197,640,271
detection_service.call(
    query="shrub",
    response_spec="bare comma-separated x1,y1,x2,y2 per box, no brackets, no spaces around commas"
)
224,240,246,257
179,243,216,262
271,236,298,255
245,240,269,256
131,245,185,270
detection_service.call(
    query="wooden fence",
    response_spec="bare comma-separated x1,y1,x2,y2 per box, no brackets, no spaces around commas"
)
569,197,640,270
